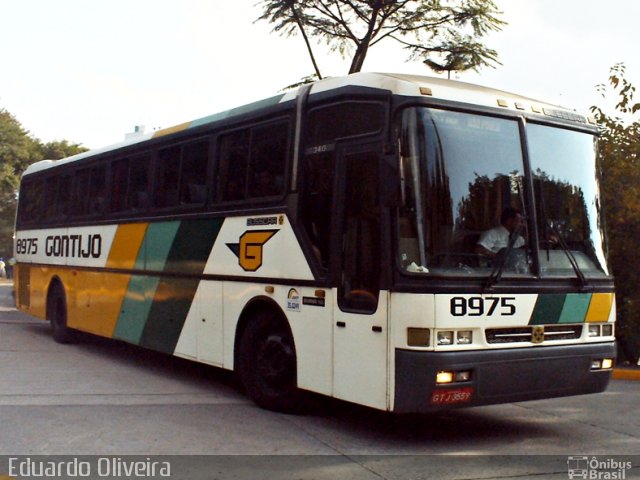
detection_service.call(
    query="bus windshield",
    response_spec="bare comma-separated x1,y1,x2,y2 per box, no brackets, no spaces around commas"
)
397,107,609,278
527,123,609,277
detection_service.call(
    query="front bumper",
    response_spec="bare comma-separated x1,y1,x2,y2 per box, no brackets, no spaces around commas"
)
394,342,616,413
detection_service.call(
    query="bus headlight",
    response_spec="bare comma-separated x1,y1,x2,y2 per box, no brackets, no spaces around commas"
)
591,358,614,370
437,330,473,346
437,331,454,346
588,324,615,338
456,331,473,345
436,370,472,384
436,371,454,384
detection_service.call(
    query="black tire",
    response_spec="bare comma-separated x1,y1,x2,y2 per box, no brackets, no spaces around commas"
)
237,311,305,413
47,283,74,344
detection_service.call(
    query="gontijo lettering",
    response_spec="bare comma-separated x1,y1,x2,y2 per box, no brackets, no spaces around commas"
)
45,234,102,258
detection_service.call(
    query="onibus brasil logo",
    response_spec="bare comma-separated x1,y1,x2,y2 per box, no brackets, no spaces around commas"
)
226,230,278,272
567,456,633,479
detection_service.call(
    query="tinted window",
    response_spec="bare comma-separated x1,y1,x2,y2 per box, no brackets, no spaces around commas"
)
398,108,530,276
110,155,150,213
218,120,289,202
18,178,45,225
300,154,334,268
306,102,384,150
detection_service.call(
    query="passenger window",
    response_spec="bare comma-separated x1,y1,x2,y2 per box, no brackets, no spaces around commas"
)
43,176,59,220
89,166,107,215
248,123,287,198
338,151,380,312
180,141,208,204
57,175,72,218
110,155,150,213
306,102,383,150
218,120,289,202
129,156,150,210
156,146,180,207
219,130,249,201
300,154,334,268
18,178,45,225
110,159,129,212
74,168,92,216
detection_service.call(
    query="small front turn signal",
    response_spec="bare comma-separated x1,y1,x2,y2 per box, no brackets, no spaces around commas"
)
601,358,614,370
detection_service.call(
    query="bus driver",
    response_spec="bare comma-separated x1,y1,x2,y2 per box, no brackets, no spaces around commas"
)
475,207,525,258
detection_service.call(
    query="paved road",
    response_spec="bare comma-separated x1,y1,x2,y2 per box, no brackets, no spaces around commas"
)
1,283,639,479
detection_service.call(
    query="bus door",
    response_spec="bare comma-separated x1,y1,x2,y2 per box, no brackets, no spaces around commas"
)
332,143,389,410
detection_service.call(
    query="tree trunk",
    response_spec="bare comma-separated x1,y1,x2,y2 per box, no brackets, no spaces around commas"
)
293,8,323,79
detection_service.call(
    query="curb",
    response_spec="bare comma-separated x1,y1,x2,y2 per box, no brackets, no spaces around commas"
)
612,369,640,381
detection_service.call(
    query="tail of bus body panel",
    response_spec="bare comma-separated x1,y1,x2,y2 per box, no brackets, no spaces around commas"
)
14,215,315,367
15,211,395,412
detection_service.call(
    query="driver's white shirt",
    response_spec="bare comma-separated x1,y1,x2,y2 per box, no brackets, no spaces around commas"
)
477,225,525,253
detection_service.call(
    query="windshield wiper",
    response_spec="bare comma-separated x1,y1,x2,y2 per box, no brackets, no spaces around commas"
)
484,224,524,292
546,224,589,290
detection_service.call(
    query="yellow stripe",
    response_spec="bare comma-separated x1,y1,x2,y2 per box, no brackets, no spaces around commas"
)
106,223,148,270
152,121,191,138
585,293,614,323
68,223,149,337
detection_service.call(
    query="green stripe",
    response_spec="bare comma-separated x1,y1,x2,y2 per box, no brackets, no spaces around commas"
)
190,94,286,129
162,218,224,275
113,275,161,343
140,218,224,353
113,221,181,343
529,294,566,325
144,221,181,271
558,293,592,324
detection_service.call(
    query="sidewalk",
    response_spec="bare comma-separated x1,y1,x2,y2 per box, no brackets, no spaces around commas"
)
612,365,640,381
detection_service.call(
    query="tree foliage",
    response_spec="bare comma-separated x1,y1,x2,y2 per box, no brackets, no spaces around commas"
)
591,63,640,363
257,0,506,80
0,108,86,258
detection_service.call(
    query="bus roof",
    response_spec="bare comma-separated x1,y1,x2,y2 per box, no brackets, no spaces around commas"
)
23,72,592,176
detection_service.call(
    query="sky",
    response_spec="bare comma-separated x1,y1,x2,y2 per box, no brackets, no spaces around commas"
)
1,0,639,150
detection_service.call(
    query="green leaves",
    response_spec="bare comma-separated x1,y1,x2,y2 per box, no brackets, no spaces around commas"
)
0,108,87,258
256,0,506,77
592,64,640,363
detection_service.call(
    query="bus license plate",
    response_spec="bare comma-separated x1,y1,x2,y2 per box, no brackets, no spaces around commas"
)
430,387,474,405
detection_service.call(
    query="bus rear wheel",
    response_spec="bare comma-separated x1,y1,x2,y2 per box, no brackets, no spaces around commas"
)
237,312,305,413
47,283,74,344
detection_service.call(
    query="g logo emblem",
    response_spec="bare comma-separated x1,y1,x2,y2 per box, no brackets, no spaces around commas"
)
531,326,545,344
227,230,278,272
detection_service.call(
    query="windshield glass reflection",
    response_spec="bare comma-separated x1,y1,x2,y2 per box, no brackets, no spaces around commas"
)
397,107,609,279
398,107,531,277
527,123,609,277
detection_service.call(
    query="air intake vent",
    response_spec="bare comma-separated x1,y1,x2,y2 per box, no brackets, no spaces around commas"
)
485,325,583,344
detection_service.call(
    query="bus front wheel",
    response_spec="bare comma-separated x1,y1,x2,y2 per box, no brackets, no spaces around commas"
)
47,283,74,344
237,312,305,413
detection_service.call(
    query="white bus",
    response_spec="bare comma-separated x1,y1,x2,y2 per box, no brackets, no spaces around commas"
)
14,73,615,413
